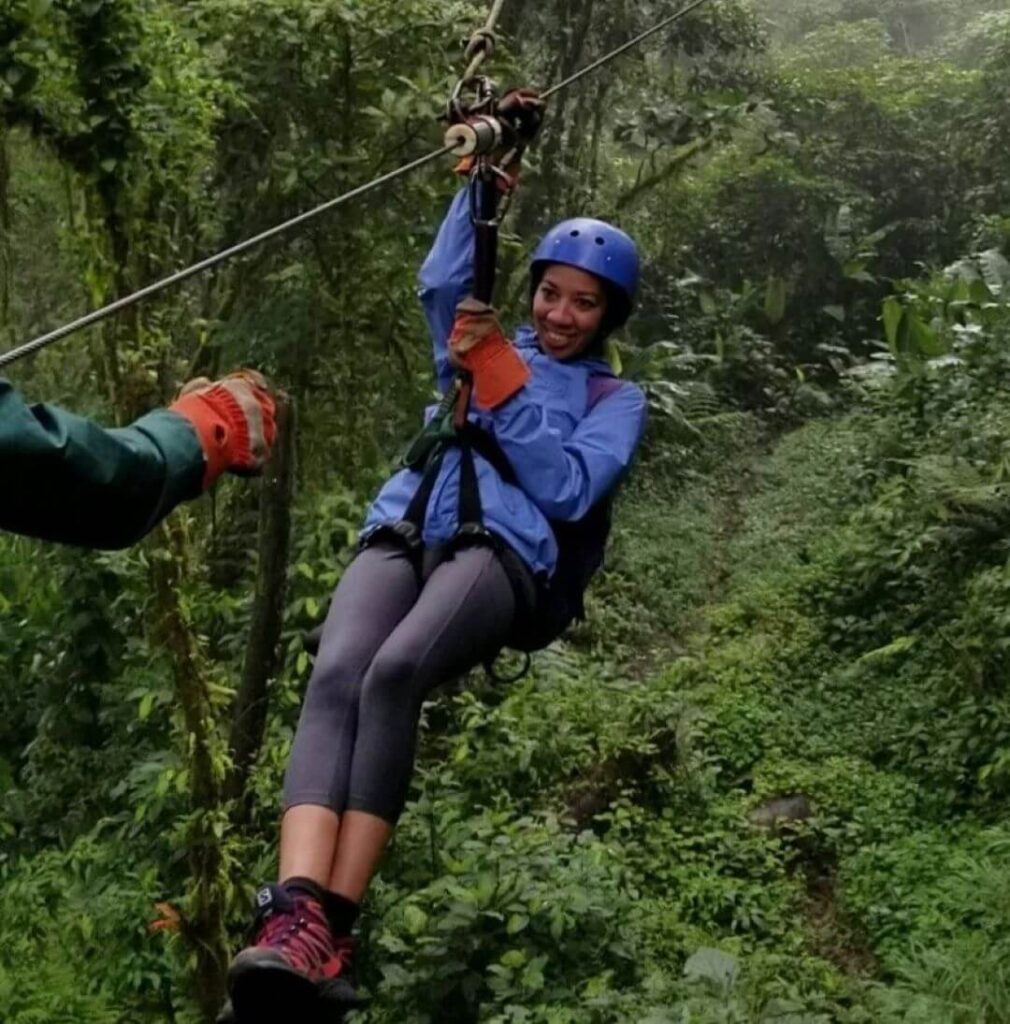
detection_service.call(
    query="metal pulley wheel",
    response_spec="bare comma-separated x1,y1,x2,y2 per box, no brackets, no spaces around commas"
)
443,115,504,158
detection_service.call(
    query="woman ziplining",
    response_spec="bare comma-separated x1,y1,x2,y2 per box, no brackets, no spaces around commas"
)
221,78,648,1023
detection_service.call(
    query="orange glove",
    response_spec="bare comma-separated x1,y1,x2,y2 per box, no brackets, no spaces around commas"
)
169,370,277,489
448,298,531,410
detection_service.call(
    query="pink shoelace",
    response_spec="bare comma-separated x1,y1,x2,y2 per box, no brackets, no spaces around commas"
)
256,897,351,980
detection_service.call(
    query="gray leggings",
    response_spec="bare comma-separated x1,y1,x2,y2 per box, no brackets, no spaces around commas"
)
283,542,515,823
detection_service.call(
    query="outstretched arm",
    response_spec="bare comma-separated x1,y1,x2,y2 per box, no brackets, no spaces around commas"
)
0,373,275,548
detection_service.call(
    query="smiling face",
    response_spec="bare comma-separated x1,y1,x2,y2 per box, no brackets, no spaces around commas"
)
532,264,607,361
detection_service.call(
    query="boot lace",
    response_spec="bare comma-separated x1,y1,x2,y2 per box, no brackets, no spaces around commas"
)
256,897,343,977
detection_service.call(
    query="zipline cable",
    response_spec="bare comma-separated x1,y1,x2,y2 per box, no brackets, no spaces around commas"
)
0,145,451,370
0,0,716,370
541,0,714,100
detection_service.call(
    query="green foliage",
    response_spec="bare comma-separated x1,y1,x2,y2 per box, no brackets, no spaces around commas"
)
364,808,633,1023
5,1,1010,1021
0,836,179,1023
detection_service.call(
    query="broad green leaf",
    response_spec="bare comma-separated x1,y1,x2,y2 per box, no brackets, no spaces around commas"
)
605,339,623,375
858,636,917,663
970,279,992,306
381,963,412,986
909,313,945,357
684,947,739,990
506,914,529,935
521,956,546,991
138,692,155,721
765,275,787,325
882,297,904,351
403,905,427,935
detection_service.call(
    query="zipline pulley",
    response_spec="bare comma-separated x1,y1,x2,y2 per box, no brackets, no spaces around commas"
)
443,116,503,159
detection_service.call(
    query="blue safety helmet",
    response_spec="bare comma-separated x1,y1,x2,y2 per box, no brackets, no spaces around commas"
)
530,218,640,333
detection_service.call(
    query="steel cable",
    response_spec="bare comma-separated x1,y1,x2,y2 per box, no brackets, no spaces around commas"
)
0,0,715,369
0,145,451,369
542,0,715,100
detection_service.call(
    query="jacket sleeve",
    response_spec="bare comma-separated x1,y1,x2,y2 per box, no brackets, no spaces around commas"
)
490,382,648,520
0,378,205,549
417,188,474,392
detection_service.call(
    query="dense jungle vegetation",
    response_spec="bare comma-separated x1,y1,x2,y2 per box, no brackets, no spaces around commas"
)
4,0,1010,1020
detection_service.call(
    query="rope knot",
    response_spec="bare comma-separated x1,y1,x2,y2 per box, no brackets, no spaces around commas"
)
464,28,496,62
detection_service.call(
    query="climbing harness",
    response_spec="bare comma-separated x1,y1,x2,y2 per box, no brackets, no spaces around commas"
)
356,371,629,679
0,0,716,370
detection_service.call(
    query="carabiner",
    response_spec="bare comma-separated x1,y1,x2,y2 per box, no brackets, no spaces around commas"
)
466,163,514,227
447,74,499,126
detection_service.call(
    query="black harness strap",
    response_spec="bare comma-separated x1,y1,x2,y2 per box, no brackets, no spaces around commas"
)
403,447,445,530
359,131,536,661
457,441,483,532
458,422,518,486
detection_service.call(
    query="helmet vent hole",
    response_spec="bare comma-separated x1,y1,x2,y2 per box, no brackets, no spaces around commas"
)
570,229,580,237
595,237,605,246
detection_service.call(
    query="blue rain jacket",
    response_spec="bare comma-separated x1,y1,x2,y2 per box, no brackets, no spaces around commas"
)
363,189,647,576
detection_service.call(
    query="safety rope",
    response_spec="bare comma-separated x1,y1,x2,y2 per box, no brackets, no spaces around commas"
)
0,0,716,371
462,0,507,81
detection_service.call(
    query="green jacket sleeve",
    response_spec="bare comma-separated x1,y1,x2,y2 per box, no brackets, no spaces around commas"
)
0,378,205,548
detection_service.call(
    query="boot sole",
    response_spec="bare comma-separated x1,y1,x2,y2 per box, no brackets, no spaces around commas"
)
228,957,320,1024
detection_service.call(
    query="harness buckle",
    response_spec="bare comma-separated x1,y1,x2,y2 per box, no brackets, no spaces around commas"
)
360,521,423,555
453,522,494,548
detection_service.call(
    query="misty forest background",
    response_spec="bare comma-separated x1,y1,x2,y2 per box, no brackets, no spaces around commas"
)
4,1,1010,1021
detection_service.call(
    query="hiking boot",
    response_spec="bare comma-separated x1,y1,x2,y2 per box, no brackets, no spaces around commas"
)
227,882,358,1021
317,933,362,1010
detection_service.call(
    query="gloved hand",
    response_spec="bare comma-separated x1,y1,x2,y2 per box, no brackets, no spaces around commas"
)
448,298,531,410
498,88,546,146
169,370,277,489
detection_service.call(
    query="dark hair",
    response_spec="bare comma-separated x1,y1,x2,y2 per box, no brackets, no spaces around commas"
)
529,264,631,357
